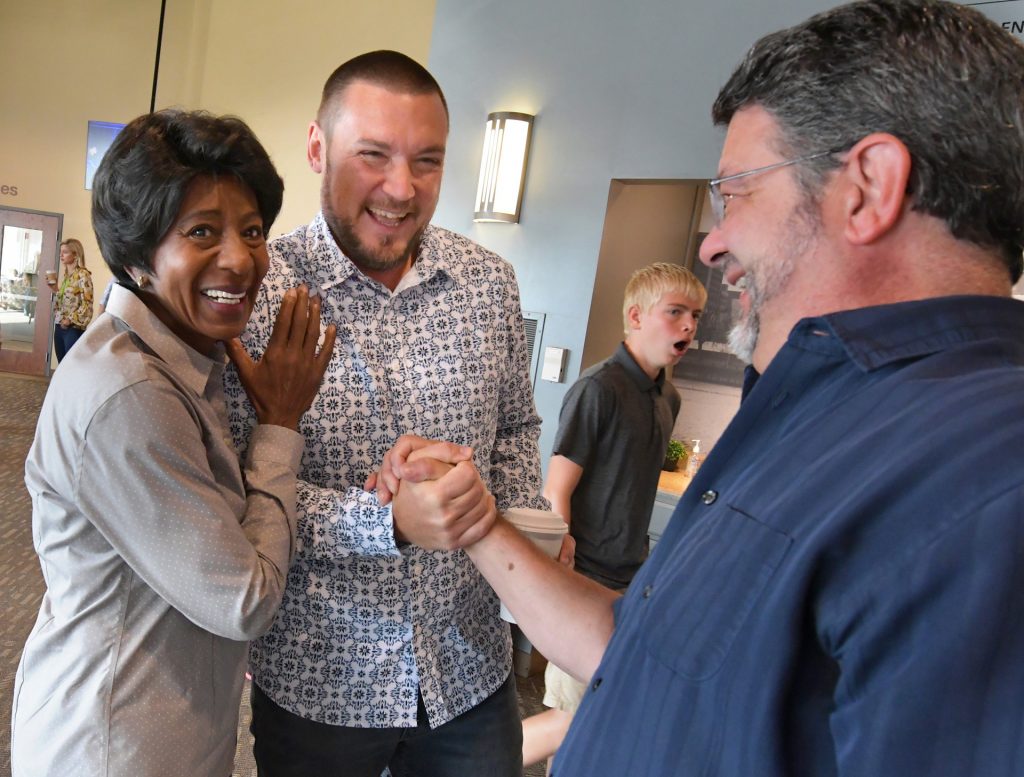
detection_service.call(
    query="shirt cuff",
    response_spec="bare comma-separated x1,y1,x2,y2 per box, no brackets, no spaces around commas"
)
383,503,404,554
346,492,402,557
245,423,305,473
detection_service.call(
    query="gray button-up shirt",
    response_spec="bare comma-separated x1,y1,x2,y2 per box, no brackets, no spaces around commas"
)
12,284,303,777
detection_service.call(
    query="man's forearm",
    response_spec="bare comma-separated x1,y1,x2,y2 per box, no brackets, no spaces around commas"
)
382,442,614,676
543,454,584,528
466,517,617,681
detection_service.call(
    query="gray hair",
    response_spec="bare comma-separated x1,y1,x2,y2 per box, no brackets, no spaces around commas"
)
712,0,1024,282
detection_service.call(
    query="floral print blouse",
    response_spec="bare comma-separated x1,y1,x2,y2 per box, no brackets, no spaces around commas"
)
56,267,93,329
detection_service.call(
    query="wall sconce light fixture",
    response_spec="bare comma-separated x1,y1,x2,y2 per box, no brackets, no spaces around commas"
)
474,111,534,223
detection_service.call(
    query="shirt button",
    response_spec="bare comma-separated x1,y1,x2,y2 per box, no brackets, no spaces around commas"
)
591,677,602,691
642,585,653,599
701,489,718,505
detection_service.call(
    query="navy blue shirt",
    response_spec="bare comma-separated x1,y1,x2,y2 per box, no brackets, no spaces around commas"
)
554,296,1024,777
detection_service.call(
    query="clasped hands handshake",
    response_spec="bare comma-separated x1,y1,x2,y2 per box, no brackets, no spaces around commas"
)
365,435,498,551
223,285,497,551
221,285,530,555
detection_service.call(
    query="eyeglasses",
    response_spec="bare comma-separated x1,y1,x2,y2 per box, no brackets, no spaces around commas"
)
708,150,836,225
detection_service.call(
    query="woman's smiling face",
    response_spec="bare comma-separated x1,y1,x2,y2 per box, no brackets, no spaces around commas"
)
143,175,269,355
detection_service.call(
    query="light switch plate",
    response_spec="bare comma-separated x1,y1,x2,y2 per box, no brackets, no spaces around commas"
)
541,346,568,382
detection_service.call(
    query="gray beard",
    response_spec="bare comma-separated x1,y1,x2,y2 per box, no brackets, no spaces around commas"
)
726,201,819,366
728,313,759,365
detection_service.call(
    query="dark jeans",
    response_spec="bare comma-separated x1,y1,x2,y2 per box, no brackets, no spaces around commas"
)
250,671,522,777
53,324,85,362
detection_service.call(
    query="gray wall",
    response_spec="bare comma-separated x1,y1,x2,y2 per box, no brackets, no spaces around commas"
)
427,0,836,464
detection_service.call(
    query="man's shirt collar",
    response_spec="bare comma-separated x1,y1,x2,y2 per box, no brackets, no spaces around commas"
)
742,295,1024,399
306,212,451,293
612,342,665,392
802,295,1024,372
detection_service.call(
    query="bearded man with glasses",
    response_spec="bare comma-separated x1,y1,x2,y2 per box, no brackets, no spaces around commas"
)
391,2,1024,775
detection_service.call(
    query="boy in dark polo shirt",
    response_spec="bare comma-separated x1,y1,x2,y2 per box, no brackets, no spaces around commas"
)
523,262,706,768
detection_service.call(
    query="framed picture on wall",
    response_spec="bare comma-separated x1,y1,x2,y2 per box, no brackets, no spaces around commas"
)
84,121,126,190
673,232,748,388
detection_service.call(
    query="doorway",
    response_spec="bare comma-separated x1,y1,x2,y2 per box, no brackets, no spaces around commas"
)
0,207,62,376
582,179,741,455
581,179,706,370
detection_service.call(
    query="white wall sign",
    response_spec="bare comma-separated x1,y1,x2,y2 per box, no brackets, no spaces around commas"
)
967,0,1024,41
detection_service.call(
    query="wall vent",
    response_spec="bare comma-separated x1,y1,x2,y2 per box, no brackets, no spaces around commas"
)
522,310,546,387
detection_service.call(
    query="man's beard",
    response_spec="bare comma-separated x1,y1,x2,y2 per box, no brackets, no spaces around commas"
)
727,204,819,365
320,169,425,273
728,299,761,365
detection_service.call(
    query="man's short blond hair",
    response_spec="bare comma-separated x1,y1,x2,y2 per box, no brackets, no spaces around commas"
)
622,262,707,334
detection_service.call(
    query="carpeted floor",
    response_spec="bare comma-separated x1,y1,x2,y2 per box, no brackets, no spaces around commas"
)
0,371,548,777
0,373,47,777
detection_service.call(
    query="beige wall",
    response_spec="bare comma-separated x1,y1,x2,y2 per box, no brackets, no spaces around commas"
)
177,0,437,237
0,1,160,300
1,0,436,321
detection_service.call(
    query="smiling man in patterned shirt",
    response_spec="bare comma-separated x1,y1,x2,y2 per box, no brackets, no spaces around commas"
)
224,50,546,776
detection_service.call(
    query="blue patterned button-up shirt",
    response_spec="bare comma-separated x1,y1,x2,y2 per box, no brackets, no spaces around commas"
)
225,213,546,728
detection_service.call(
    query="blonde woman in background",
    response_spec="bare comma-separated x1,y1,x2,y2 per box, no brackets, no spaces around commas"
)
46,238,93,361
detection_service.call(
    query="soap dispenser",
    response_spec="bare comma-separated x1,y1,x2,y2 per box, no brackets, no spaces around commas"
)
684,439,702,478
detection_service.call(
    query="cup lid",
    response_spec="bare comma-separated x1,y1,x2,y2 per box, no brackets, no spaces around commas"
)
503,507,568,534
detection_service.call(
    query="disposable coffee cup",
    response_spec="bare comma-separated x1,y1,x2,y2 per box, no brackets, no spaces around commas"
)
499,507,568,623
45,270,57,285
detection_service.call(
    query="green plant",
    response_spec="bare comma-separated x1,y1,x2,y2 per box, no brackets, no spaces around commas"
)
665,439,687,461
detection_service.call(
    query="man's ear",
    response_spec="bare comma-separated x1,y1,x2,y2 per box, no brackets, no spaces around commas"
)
839,132,911,246
307,121,326,174
626,303,643,331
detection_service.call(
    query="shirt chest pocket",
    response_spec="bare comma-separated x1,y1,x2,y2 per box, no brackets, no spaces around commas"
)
640,505,792,682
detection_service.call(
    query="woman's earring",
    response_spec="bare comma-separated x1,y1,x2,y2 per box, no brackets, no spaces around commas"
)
136,274,150,289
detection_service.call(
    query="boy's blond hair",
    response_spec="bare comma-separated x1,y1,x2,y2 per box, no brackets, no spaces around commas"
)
622,262,707,334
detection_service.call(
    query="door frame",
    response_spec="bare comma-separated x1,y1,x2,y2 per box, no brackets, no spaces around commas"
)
0,205,63,377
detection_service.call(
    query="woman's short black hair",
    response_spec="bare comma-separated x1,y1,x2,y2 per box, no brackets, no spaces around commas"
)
91,109,284,284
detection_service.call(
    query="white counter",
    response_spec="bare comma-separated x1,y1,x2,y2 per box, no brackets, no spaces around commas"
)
649,470,692,546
